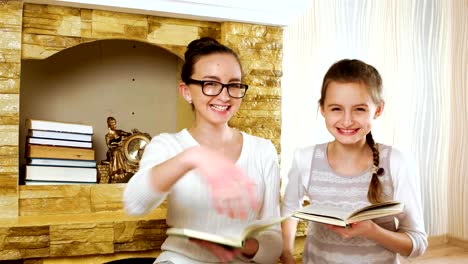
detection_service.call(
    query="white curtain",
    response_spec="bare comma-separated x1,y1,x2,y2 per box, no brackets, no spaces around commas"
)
282,0,467,238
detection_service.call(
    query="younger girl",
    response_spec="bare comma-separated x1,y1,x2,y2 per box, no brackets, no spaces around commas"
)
280,59,427,263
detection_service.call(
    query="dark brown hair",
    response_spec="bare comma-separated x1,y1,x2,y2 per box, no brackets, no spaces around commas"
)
181,37,241,83
319,59,385,204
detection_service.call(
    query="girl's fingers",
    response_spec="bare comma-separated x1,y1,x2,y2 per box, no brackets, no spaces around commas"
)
191,239,240,262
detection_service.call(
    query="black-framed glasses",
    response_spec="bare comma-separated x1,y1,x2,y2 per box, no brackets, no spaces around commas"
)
186,78,248,98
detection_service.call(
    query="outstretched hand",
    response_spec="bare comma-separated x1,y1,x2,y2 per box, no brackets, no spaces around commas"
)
189,146,258,219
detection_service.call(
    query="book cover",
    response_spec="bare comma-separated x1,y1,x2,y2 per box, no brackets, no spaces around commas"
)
28,158,96,168
28,129,93,142
293,201,404,227
27,137,92,148
25,165,97,183
26,119,93,134
166,216,288,248
26,144,95,160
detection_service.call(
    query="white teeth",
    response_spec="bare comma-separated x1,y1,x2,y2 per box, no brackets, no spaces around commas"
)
340,129,355,133
211,105,229,111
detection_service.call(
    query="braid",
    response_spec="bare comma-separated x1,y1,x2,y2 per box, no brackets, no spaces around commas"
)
366,132,384,203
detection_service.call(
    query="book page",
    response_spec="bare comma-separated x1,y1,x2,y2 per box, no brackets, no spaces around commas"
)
166,228,243,248
348,201,401,218
296,204,351,220
293,212,347,227
348,203,404,223
242,216,288,239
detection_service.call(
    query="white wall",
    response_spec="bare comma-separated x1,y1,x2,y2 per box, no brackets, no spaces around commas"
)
24,0,312,26
19,39,181,165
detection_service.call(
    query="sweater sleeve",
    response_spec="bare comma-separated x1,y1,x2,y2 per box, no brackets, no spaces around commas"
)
390,148,428,258
249,140,283,264
123,134,173,216
281,146,314,216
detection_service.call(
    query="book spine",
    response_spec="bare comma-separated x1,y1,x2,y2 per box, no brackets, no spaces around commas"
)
27,119,93,134
26,144,95,160
27,137,92,148
25,165,97,183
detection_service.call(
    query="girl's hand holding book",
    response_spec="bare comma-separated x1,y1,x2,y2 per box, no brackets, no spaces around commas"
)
190,238,242,262
325,220,376,239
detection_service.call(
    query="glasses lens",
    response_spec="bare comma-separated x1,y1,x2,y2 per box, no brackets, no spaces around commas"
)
227,84,247,98
202,81,223,96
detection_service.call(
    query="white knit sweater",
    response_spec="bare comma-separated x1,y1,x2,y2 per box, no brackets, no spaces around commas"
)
124,129,282,264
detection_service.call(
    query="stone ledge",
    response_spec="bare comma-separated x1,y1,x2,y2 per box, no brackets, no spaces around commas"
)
0,211,168,260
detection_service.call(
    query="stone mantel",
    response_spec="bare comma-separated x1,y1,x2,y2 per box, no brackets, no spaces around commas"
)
0,184,169,261
0,0,283,261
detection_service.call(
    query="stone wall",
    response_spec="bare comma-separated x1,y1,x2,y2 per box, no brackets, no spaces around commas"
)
0,0,22,218
222,23,282,150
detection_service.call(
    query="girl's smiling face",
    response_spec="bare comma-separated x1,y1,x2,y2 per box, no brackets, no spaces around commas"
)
181,53,243,126
320,81,384,146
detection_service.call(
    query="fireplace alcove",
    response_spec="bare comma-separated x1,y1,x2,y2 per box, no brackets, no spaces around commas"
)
0,2,284,262
19,39,188,173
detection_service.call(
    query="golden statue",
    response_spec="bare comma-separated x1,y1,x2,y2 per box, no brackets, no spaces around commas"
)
100,116,151,183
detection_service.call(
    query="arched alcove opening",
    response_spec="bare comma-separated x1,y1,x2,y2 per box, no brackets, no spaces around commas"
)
19,39,193,170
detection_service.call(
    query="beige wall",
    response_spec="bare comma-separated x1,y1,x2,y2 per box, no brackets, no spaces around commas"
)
19,39,183,164
448,0,468,242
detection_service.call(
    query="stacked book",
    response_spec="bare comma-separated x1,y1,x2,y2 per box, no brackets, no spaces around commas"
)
24,119,97,185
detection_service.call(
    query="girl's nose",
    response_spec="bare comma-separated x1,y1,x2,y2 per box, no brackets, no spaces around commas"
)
217,86,231,100
343,112,354,126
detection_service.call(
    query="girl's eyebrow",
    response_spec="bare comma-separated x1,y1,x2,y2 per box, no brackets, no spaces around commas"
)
326,103,369,108
354,104,369,107
201,75,241,82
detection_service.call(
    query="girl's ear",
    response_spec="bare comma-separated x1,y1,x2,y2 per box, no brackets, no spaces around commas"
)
320,105,325,117
374,101,385,119
178,82,192,104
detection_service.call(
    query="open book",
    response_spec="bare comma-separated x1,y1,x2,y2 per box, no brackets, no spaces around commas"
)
166,216,288,248
293,200,404,228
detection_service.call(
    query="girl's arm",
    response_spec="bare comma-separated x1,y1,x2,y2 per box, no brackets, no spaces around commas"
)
243,140,283,263
280,147,313,263
328,220,414,256
123,134,185,215
280,218,299,263
124,134,258,218
390,148,428,257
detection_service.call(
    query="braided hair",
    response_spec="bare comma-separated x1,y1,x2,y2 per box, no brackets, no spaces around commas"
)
319,59,385,203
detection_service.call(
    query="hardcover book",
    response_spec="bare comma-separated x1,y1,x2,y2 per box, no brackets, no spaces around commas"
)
292,201,404,227
166,216,288,248
26,144,95,160
25,165,97,183
28,158,96,168
26,119,93,134
27,137,92,148
28,129,92,142
24,180,96,185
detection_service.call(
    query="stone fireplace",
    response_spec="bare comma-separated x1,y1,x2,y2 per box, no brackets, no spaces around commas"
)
0,1,282,261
